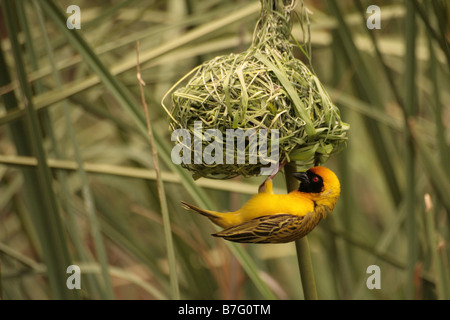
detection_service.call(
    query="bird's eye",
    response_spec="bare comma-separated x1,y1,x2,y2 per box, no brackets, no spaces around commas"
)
312,176,319,183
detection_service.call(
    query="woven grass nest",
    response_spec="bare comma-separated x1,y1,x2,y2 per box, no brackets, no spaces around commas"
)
162,0,349,180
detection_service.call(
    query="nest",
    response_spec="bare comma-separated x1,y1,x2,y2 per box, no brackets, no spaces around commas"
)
162,0,349,179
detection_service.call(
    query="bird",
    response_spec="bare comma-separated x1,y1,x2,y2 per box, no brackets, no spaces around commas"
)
181,166,340,243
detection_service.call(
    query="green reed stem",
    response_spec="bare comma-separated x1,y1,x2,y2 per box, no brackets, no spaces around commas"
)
137,41,180,300
404,0,418,299
424,194,450,300
34,0,114,299
284,162,318,300
2,0,75,299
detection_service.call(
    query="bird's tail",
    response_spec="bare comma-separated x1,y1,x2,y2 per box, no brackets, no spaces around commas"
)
181,201,226,227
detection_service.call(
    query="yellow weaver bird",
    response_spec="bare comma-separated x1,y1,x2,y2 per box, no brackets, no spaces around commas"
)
182,166,340,243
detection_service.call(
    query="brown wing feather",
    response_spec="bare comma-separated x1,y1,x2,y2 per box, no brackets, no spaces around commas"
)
212,213,317,244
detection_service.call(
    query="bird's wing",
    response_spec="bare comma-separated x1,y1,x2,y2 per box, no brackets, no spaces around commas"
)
212,213,312,244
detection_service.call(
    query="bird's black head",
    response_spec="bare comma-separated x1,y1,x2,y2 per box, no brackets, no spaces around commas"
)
292,169,324,193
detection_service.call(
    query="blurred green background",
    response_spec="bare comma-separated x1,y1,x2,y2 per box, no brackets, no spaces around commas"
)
0,0,448,300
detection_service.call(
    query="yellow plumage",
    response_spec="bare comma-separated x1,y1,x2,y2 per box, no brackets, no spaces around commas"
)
182,166,340,243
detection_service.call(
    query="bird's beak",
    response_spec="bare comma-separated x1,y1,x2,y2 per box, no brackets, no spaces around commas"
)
292,172,308,184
